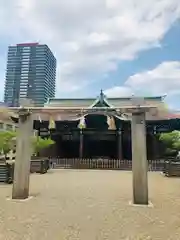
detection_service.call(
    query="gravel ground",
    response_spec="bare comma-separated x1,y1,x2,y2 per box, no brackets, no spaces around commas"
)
1,170,180,240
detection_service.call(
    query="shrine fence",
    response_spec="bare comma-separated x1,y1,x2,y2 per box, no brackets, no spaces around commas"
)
49,158,165,171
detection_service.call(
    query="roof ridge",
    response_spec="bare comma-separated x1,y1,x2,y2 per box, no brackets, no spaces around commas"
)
48,96,163,101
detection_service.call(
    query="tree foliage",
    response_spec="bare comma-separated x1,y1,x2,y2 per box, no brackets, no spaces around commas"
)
159,131,180,156
0,131,16,155
32,136,55,156
0,131,55,157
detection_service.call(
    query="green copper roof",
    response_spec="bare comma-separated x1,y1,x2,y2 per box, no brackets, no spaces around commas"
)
46,90,165,108
47,96,164,102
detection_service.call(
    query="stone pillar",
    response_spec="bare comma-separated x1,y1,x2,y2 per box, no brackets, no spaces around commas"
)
117,128,122,159
12,110,33,199
131,111,148,205
79,130,83,158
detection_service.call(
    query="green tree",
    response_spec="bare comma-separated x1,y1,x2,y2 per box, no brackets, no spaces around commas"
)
0,131,54,158
32,137,55,156
159,130,180,156
0,131,16,156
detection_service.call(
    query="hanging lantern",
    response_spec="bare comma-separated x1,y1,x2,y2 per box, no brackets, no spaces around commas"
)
78,116,86,129
110,116,116,130
107,115,111,129
48,116,56,129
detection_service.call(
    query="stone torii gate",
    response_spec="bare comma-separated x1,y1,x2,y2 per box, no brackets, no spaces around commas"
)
9,98,160,205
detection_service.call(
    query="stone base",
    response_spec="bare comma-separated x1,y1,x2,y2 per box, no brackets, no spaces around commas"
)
6,196,33,202
129,200,154,208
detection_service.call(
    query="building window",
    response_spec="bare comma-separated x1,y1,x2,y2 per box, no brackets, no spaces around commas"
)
6,124,13,131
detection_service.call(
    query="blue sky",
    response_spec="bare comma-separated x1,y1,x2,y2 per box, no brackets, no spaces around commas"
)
83,21,180,97
0,0,180,109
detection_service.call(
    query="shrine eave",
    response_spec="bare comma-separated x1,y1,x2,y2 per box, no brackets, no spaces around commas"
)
8,105,158,113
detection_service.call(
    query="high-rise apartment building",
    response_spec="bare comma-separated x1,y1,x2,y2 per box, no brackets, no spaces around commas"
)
4,43,56,106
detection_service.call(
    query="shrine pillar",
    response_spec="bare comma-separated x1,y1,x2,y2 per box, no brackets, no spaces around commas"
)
79,129,84,158
117,128,122,159
12,109,33,199
131,111,148,205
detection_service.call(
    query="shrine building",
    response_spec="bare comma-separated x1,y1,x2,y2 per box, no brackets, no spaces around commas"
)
31,90,180,160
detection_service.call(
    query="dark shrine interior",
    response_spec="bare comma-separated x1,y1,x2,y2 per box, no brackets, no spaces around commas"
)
33,115,180,159
52,114,121,159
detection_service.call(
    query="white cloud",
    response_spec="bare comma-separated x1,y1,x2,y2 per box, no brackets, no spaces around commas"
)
105,61,180,97
104,86,133,97
0,0,180,95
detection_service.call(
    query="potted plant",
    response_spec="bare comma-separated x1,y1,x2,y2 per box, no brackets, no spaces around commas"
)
159,131,180,176
159,131,180,158
32,136,55,157
0,131,16,183
0,131,16,160
31,136,55,173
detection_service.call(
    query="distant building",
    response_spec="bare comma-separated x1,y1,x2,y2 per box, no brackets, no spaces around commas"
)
0,119,17,132
4,43,56,107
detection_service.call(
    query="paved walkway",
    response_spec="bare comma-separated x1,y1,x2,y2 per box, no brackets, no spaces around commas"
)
1,170,180,239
